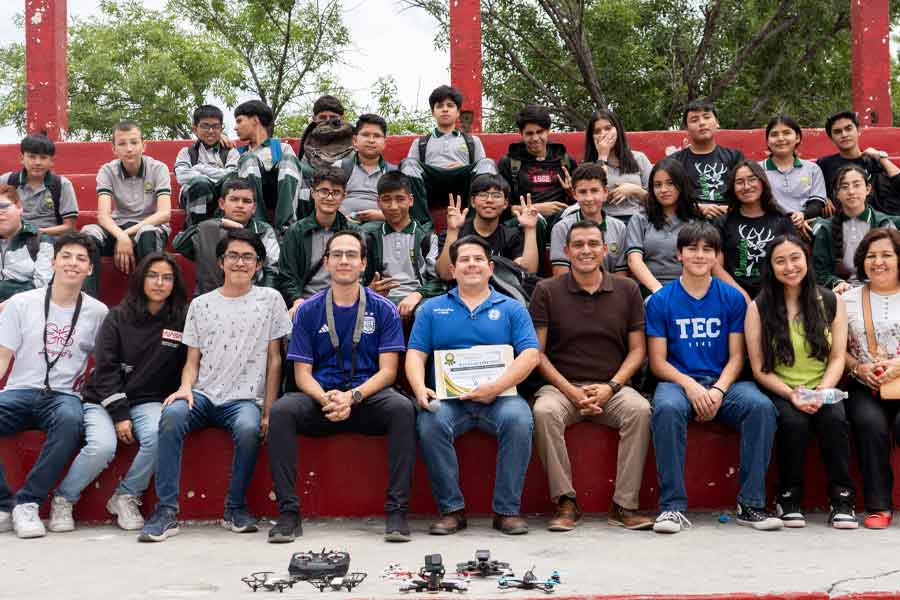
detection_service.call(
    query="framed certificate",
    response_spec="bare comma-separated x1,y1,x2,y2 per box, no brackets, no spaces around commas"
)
434,344,517,399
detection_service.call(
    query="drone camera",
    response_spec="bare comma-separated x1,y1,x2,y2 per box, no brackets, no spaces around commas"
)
425,554,443,569
475,549,490,562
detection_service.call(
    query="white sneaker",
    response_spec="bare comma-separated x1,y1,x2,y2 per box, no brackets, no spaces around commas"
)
653,510,692,534
48,496,75,532
12,503,46,538
106,493,145,530
0,510,11,533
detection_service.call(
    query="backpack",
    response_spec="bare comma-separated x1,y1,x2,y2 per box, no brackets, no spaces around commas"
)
8,171,62,225
187,140,231,168
418,132,475,165
508,154,574,201
488,254,541,306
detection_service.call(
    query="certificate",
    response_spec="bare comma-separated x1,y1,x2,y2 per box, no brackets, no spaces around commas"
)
434,344,517,399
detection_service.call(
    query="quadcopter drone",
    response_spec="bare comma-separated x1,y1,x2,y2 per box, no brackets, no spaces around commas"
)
306,572,367,592
498,567,561,594
456,549,512,577
398,554,469,593
288,549,351,580
241,572,298,593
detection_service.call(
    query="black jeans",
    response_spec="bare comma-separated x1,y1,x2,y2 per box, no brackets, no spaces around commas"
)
267,387,416,515
770,393,855,506
844,379,900,512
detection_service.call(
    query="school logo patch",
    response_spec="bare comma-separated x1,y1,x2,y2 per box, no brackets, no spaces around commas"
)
488,309,501,321
609,242,618,254
144,181,153,193
44,191,54,209
162,329,183,342
363,315,376,334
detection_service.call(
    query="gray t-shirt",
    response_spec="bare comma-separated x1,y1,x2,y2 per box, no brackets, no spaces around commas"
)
96,156,172,225
336,156,395,216
0,287,108,397
0,171,79,229
405,129,487,168
182,286,292,403
550,208,627,273
625,212,691,285
602,150,653,219
379,223,438,303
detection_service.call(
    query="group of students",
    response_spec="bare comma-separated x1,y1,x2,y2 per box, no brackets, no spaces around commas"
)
2,85,900,542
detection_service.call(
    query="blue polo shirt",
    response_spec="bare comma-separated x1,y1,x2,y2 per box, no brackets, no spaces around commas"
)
645,278,746,379
287,287,405,390
408,287,539,360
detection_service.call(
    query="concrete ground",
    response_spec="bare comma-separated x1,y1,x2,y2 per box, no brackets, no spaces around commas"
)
4,513,900,599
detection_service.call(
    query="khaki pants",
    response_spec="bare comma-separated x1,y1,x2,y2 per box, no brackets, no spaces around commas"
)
532,383,651,509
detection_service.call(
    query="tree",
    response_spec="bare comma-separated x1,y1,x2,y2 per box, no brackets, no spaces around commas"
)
0,0,245,140
404,0,900,132
167,0,351,123
367,76,432,135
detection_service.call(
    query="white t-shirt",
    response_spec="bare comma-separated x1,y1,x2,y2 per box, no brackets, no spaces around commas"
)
0,287,108,396
183,286,292,404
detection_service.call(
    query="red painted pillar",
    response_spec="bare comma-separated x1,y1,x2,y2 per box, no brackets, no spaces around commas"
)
449,0,482,133
851,0,892,127
25,0,68,140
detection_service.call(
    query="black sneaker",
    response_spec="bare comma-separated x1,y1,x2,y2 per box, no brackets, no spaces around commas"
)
385,510,411,542
829,499,859,530
775,494,806,528
267,512,302,543
736,502,783,531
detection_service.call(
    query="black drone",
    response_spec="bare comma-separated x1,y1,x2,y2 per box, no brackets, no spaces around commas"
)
398,554,469,593
289,549,351,580
498,567,561,594
241,571,298,593
306,572,368,592
456,549,512,577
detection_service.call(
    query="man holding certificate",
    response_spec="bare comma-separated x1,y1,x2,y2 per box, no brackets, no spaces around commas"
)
407,235,540,536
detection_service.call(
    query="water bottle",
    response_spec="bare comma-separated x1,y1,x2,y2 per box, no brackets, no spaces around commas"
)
797,387,848,405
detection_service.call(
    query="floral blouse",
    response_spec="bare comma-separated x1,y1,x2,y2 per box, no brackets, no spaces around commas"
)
844,285,900,363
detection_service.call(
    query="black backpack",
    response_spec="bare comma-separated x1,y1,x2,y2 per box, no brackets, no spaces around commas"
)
418,132,476,165
488,254,541,306
8,171,62,225
187,140,231,168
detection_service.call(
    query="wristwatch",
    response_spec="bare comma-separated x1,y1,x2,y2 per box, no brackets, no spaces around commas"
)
351,389,363,404
605,380,622,394
878,150,889,160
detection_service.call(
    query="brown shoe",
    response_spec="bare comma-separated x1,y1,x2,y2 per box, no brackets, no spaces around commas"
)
429,510,467,535
548,497,582,532
608,502,653,530
492,513,529,535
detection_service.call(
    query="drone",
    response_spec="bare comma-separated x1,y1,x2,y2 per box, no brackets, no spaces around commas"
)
289,549,351,580
498,567,561,594
398,554,469,593
456,549,512,577
241,572,298,593
306,572,367,592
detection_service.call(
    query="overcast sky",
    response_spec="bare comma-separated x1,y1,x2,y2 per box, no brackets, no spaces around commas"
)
0,0,448,142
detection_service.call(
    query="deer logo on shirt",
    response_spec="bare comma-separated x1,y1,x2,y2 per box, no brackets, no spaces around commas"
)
737,224,775,277
695,162,728,203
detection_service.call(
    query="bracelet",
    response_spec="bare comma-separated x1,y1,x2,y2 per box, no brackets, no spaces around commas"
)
710,385,726,396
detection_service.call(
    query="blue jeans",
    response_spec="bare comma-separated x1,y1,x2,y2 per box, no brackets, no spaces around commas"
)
154,392,261,513
416,396,533,516
651,379,777,512
0,388,84,510
57,404,116,503
116,402,162,497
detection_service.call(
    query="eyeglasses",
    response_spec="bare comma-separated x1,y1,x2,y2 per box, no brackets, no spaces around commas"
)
327,250,361,260
734,176,760,188
0,201,13,211
145,273,175,283
223,252,259,264
474,192,505,201
196,123,223,132
315,188,344,199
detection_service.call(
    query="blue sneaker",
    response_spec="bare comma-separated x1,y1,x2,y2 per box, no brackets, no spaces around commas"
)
222,508,259,533
138,507,179,542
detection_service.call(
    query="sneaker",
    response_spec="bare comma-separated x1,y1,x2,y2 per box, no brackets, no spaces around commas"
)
222,508,259,533
736,502,783,531
138,506,179,542
12,503,46,539
608,501,654,530
268,512,302,543
829,501,859,530
775,499,806,528
385,510,411,542
106,494,145,530
864,511,893,529
653,511,692,534
0,510,10,533
48,496,75,532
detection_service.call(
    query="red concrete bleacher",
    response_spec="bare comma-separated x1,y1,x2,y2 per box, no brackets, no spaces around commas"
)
3,128,900,521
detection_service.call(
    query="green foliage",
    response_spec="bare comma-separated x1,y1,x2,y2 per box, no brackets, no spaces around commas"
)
367,76,432,135
0,42,25,136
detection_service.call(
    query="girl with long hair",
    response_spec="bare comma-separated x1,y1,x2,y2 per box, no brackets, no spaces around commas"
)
745,235,856,529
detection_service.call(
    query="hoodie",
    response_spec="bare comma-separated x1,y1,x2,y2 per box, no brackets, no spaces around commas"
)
497,141,577,205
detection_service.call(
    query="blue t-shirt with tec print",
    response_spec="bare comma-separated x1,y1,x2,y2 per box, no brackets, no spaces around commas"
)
645,277,746,379
287,286,405,390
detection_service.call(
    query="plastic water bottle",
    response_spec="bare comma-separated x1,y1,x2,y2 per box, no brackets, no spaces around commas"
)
797,388,848,405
